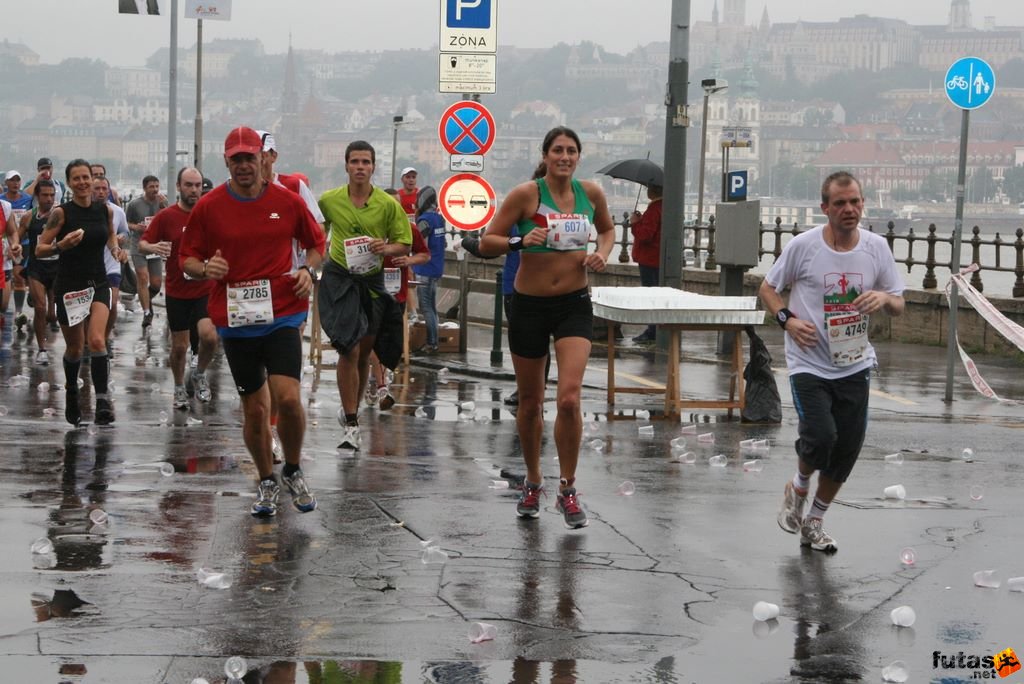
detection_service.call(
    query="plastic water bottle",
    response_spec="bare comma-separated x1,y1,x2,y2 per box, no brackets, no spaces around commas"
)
89,509,108,525
899,547,916,566
881,660,909,683
224,655,247,680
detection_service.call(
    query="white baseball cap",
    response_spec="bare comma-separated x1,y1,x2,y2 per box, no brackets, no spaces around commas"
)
4,170,22,181
400,167,417,177
255,130,277,152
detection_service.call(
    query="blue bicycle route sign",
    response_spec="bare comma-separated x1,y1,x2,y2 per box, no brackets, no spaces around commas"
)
944,57,995,110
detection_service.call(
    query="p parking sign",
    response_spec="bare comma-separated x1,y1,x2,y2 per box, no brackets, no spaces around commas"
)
727,171,748,201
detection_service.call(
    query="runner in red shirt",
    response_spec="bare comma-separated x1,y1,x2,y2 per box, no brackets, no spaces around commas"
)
140,167,217,411
180,126,326,518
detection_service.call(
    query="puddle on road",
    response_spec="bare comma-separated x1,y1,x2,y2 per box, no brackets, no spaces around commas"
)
31,589,94,622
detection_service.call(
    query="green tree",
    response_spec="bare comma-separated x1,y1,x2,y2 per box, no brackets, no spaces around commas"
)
1001,165,1024,203
967,166,995,203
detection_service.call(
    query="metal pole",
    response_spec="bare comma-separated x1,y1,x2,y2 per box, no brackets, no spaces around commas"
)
490,268,504,365
659,0,691,295
389,115,403,189
194,18,203,174
166,0,179,197
696,91,709,226
944,109,970,403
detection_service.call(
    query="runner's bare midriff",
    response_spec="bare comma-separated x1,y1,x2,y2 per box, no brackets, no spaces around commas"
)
515,250,588,296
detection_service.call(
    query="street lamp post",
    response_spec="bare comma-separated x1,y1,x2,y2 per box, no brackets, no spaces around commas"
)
696,78,728,226
390,115,405,189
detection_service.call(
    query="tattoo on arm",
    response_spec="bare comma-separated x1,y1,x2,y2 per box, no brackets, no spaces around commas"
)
44,208,63,234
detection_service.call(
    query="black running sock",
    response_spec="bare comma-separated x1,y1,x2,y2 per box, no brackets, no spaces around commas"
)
63,356,81,392
345,413,358,426
14,290,25,311
282,463,300,478
90,353,109,395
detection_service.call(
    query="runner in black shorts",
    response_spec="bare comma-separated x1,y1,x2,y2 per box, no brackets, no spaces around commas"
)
478,127,615,529
36,159,128,426
20,180,60,365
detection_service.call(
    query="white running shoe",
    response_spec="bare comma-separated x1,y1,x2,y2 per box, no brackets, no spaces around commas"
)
35,350,50,366
338,425,361,451
173,386,189,411
800,517,839,553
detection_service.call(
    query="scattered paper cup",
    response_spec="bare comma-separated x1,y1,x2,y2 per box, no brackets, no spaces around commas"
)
468,622,497,643
883,484,906,500
752,601,780,621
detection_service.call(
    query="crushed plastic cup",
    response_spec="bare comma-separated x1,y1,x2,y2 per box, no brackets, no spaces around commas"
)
186,416,203,426
438,367,450,376
638,425,654,435
881,660,909,683
488,480,509,490
197,568,232,590
708,454,727,467
752,439,769,448
973,570,1000,589
883,484,906,500
697,432,715,444
680,424,697,435
459,401,476,411
159,411,169,424
468,622,497,644
37,381,50,393
752,601,780,621
636,409,650,421
42,408,57,418
89,509,108,525
743,459,764,472
969,484,984,501
899,547,916,566
30,537,54,555
616,481,636,496
150,383,161,393
190,679,211,684
302,364,314,376
419,538,438,549
0,406,7,417
884,453,904,465
1007,577,1024,592
890,605,916,627
673,451,697,464
962,447,974,463
159,462,175,477
739,438,756,448
224,655,248,679
589,439,605,452
421,547,449,565
670,437,687,449
414,407,428,418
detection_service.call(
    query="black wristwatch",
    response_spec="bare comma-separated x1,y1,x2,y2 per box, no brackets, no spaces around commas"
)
299,265,318,279
776,308,795,329
507,236,524,252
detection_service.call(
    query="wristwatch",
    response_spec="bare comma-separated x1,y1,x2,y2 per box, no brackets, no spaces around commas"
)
507,236,524,252
776,308,795,329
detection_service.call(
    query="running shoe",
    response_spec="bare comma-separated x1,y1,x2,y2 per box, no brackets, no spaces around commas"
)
193,372,211,402
338,425,361,451
516,482,544,519
35,350,50,366
777,481,808,535
364,381,378,407
503,390,519,406
94,397,115,425
251,479,280,517
142,311,154,330
173,386,189,410
14,313,28,332
556,487,589,529
282,469,317,512
65,391,81,427
378,387,395,411
800,517,839,553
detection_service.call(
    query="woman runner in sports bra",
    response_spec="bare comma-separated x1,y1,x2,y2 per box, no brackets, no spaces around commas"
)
480,126,615,529
36,159,128,426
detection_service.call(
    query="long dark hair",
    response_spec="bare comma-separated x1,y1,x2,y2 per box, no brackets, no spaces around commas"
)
535,126,582,180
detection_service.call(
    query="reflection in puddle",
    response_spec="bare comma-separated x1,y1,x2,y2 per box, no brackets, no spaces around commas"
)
31,589,94,622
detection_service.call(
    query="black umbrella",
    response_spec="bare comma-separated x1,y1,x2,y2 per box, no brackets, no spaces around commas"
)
596,158,664,213
596,158,664,188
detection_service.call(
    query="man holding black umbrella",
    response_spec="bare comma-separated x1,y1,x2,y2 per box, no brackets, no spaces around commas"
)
629,183,663,343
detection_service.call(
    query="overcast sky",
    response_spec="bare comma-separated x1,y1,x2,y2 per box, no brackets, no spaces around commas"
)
4,0,1024,66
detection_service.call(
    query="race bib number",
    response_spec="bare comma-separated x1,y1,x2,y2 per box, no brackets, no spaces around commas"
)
344,236,378,275
545,213,590,251
226,279,274,328
383,267,401,295
63,287,95,327
827,312,868,367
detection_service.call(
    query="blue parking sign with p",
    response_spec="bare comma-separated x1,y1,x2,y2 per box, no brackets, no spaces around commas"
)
447,0,491,28
727,171,748,201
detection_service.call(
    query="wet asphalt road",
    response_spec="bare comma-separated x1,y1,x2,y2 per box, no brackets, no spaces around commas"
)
0,306,1022,684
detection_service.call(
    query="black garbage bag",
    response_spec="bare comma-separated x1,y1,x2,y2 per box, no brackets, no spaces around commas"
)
741,326,782,423
120,261,138,296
